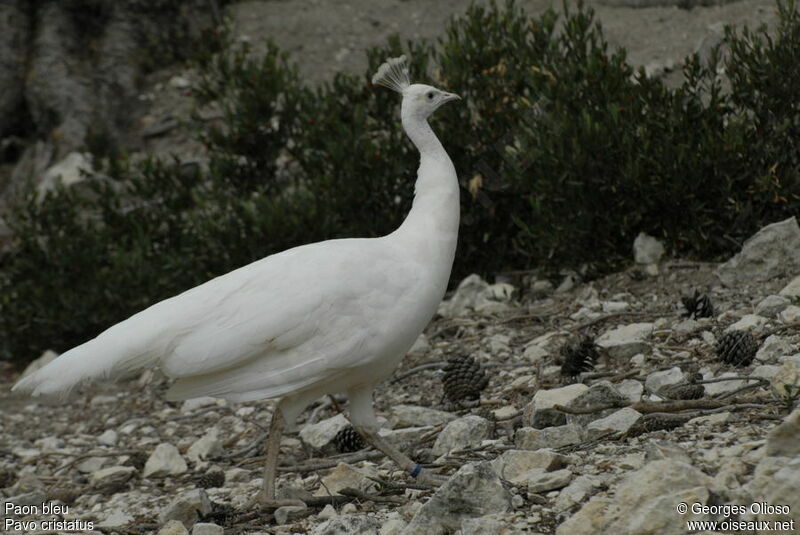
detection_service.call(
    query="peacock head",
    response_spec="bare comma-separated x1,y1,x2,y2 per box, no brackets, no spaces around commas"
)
372,56,460,119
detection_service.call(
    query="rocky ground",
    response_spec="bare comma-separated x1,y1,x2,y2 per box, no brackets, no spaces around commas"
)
2,218,800,534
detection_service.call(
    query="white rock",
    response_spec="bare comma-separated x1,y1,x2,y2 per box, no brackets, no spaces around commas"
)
779,274,800,297
688,412,732,426
490,449,566,484
751,364,781,380
408,333,430,355
378,513,407,535
766,409,800,457
76,456,111,473
515,425,584,450
169,75,191,89
555,460,712,535
313,514,383,535
755,295,790,318
645,367,684,394
143,443,188,478
37,152,93,197
159,520,189,535
389,405,457,428
187,428,222,463
742,456,800,525
192,523,224,535
491,405,518,420
461,517,507,535
487,334,511,355
299,413,350,452
90,465,136,488
524,383,589,428
602,300,630,313
224,467,250,484
586,408,642,438
726,314,767,332
554,475,603,510
616,379,644,402
180,397,219,413
378,426,434,449
755,335,794,363
97,429,118,446
596,323,653,359
530,279,554,297
401,462,512,535
673,318,698,333
704,372,747,396
527,468,574,493
633,232,665,264
274,504,308,525
522,343,548,362
771,357,800,397
717,217,800,286
432,415,492,457
318,504,337,520
314,462,377,496
438,274,515,317
779,305,800,323
438,274,489,317
158,489,212,529
475,283,516,315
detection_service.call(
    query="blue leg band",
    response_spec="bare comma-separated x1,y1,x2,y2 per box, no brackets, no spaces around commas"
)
410,464,423,478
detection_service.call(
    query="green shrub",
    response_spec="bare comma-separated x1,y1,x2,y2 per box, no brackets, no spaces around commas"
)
3,0,800,366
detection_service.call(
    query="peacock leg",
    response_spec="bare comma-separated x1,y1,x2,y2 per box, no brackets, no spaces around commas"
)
353,425,449,487
250,401,304,509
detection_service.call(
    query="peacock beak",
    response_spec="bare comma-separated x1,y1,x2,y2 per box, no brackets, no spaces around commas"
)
442,92,461,103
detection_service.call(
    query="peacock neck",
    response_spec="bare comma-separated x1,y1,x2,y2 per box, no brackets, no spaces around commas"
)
402,114,445,161
391,113,460,283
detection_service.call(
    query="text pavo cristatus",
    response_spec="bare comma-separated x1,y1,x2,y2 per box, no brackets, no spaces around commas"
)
13,55,461,505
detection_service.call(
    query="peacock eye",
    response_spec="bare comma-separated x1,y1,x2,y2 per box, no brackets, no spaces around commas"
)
427,92,434,100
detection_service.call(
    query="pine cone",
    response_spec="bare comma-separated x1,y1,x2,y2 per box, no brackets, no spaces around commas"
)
196,470,225,489
126,450,149,471
201,501,236,525
333,426,366,453
560,335,599,377
627,414,689,437
682,290,715,320
442,355,489,405
658,373,704,400
716,331,759,366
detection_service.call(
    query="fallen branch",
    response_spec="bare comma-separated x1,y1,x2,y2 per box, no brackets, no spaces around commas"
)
238,450,383,472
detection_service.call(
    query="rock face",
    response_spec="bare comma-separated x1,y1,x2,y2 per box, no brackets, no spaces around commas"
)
556,460,712,535
401,462,512,535
717,217,800,286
